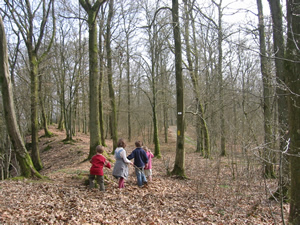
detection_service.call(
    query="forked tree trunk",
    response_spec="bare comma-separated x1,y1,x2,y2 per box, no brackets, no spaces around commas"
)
79,0,107,158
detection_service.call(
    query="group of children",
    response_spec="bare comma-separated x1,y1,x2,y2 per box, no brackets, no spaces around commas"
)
89,138,154,191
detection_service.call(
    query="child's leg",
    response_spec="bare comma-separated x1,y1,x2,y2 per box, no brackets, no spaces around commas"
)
144,169,151,181
119,177,125,188
97,175,105,191
135,167,143,187
141,167,147,184
89,174,95,189
149,169,152,182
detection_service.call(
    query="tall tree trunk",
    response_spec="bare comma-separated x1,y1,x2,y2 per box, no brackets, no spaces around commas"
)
171,0,185,177
57,86,64,130
151,64,161,158
267,0,289,199
286,0,300,223
106,0,118,151
29,53,43,170
212,0,226,157
126,36,132,142
161,61,169,144
79,0,107,159
98,6,106,146
151,24,161,159
0,15,41,178
256,0,275,178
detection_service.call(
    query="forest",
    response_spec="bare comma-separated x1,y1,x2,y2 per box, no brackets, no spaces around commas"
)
0,0,299,224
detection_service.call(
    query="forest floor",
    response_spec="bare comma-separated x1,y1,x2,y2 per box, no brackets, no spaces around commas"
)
0,125,289,224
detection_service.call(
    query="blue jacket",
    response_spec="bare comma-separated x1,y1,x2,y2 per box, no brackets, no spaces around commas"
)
127,148,149,168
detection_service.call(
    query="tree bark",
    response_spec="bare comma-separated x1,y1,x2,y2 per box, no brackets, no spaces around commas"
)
29,53,43,170
286,0,300,223
0,15,42,178
171,0,185,177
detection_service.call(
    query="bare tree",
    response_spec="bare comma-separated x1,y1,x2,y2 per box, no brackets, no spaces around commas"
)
183,0,210,158
0,15,41,178
256,0,275,178
267,0,289,199
4,0,55,170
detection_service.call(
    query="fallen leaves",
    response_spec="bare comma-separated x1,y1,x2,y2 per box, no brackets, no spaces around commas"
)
0,127,289,224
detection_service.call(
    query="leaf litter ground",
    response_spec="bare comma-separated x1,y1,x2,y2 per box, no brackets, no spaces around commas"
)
0,126,288,224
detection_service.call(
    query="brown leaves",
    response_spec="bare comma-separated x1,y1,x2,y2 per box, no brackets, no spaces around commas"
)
0,126,289,224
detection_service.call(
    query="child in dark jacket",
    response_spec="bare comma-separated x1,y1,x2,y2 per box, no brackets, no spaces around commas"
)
127,141,148,187
89,145,111,191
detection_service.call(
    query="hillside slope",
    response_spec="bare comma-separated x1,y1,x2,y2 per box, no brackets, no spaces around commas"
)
0,126,288,224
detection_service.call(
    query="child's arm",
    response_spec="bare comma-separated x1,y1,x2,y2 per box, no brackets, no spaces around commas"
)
122,150,133,164
104,159,111,169
149,151,154,158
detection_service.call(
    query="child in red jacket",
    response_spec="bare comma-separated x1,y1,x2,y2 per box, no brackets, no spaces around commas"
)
89,145,111,191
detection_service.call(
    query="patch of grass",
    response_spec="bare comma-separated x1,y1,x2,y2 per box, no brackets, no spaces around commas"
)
9,176,52,183
185,135,196,145
25,178,53,184
40,132,55,138
62,139,77,145
10,176,25,181
217,209,226,216
43,145,52,152
219,184,230,188
57,168,89,175
72,174,85,180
